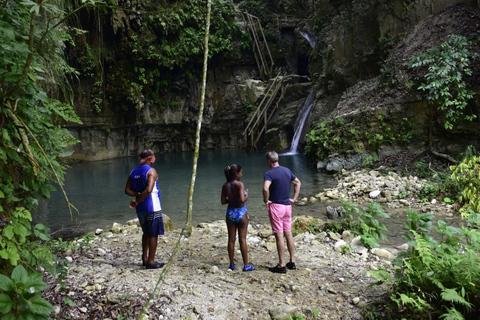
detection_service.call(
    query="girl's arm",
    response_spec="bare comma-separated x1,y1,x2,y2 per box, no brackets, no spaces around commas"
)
221,184,228,205
238,182,248,202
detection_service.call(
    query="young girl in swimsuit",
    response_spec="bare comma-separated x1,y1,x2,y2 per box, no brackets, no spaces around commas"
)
221,164,255,271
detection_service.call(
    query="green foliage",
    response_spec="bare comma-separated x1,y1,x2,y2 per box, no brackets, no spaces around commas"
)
406,34,477,130
0,265,54,318
113,0,239,109
368,209,480,319
450,156,480,217
305,219,323,233
0,0,104,311
305,115,416,161
362,155,379,166
145,0,237,67
338,200,390,249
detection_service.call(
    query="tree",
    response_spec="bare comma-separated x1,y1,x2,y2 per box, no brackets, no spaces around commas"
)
0,0,103,316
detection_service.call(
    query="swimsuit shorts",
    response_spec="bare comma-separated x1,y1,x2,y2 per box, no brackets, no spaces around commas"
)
226,206,247,223
268,203,292,233
137,210,165,237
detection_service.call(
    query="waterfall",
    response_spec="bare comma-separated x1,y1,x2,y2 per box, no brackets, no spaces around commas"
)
287,89,314,154
299,30,316,48
283,30,316,155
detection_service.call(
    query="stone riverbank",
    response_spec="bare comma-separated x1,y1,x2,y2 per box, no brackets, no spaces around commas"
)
43,168,458,319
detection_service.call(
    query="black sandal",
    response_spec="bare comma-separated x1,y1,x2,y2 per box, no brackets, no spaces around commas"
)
146,262,165,269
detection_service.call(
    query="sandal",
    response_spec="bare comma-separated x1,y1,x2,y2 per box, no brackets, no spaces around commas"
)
286,262,296,270
146,262,165,269
243,265,255,272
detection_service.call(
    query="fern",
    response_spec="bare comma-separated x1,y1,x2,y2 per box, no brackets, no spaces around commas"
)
441,288,473,309
439,307,465,320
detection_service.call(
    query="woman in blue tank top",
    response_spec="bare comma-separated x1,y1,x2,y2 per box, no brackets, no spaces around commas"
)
221,164,254,272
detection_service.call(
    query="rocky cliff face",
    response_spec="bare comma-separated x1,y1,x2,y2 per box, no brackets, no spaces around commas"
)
65,0,480,163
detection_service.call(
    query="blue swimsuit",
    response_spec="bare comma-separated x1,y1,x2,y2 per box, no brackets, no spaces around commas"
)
226,181,247,223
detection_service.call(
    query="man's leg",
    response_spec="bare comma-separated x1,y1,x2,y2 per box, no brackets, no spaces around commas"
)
142,234,148,261
274,232,285,267
284,231,295,263
147,235,158,265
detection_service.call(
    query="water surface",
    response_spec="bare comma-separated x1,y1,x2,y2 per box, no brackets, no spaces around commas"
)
35,150,336,238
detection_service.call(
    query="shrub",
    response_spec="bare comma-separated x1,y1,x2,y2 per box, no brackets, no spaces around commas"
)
450,156,480,217
339,200,390,249
369,209,480,319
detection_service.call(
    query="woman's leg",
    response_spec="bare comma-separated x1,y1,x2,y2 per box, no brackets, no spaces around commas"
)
237,213,249,267
226,217,237,266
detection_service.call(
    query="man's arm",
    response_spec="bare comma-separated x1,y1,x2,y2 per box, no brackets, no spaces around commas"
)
290,178,301,203
125,177,138,196
136,168,157,203
263,180,271,204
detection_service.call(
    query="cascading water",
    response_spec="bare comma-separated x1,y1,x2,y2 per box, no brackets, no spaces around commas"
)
299,30,316,48
283,30,317,155
287,89,315,154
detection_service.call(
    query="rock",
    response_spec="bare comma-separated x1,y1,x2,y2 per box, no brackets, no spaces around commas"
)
352,297,360,305
258,228,274,238
325,191,339,199
334,240,348,253
292,216,323,233
163,214,175,231
309,197,318,203
65,256,73,263
396,243,409,251
372,248,396,260
268,305,297,320
210,266,220,274
341,230,354,243
111,223,122,234
369,190,381,198
326,206,344,219
95,228,103,235
97,248,106,256
302,306,314,318
399,199,410,206
369,170,381,176
351,236,367,254
266,242,277,252
328,232,341,241
126,218,140,226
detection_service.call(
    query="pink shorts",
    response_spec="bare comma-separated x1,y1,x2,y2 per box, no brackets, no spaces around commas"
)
268,203,292,233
